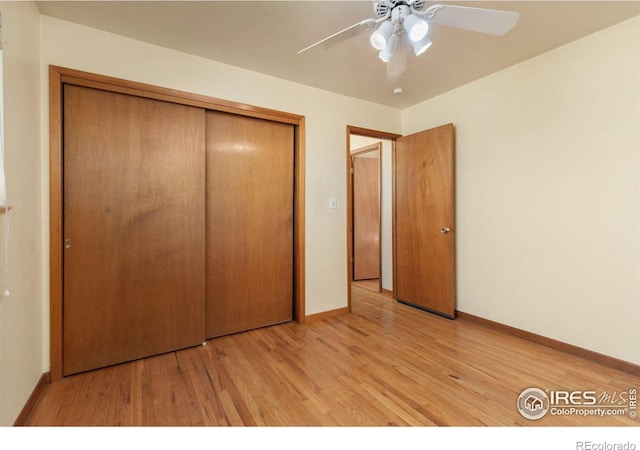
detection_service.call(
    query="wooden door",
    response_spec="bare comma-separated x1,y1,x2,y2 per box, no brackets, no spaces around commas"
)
395,124,456,318
205,111,294,338
352,154,380,280
63,86,206,375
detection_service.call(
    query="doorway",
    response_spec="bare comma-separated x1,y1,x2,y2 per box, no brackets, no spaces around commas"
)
351,143,381,294
346,124,456,319
347,126,401,310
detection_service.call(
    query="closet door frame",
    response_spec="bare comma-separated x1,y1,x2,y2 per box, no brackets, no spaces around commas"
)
49,66,306,382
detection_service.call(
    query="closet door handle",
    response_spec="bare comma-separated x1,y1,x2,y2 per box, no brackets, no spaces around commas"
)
440,227,453,234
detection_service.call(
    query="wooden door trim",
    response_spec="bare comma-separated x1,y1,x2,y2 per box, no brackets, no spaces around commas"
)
49,67,64,383
351,143,380,157
56,66,303,125
347,126,402,141
49,66,306,382
346,126,401,313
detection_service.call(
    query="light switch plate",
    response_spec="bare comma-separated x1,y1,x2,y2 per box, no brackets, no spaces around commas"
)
329,197,337,210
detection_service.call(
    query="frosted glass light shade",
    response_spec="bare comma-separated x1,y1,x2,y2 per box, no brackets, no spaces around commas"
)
370,21,394,50
404,14,429,42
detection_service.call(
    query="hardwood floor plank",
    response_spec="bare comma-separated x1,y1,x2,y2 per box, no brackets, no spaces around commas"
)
128,361,144,426
26,284,640,426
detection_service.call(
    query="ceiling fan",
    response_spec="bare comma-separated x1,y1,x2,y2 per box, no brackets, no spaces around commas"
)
298,1,519,79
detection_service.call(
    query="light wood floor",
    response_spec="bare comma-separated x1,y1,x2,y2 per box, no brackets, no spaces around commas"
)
27,284,640,426
354,278,381,293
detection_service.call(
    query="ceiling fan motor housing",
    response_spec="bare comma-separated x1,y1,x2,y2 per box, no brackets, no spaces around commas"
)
373,1,392,17
373,0,427,18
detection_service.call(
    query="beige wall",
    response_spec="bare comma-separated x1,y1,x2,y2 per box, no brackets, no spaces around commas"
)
0,1,43,426
402,15,640,364
38,15,401,372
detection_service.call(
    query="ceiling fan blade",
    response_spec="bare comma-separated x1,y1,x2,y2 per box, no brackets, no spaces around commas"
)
297,18,377,54
429,5,519,36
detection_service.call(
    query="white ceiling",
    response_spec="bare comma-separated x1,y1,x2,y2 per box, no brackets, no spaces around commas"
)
36,1,640,109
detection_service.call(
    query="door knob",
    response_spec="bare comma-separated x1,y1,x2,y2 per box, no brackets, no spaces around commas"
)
440,227,453,234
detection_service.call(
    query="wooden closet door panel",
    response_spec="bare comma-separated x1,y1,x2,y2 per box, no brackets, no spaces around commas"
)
63,85,206,375
205,111,294,338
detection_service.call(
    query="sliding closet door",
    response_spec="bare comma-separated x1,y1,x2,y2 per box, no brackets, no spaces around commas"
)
205,111,294,338
63,86,206,375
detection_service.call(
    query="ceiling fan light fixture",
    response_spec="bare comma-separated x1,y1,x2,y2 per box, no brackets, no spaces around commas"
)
411,36,432,56
404,14,429,42
370,20,394,50
378,33,398,62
